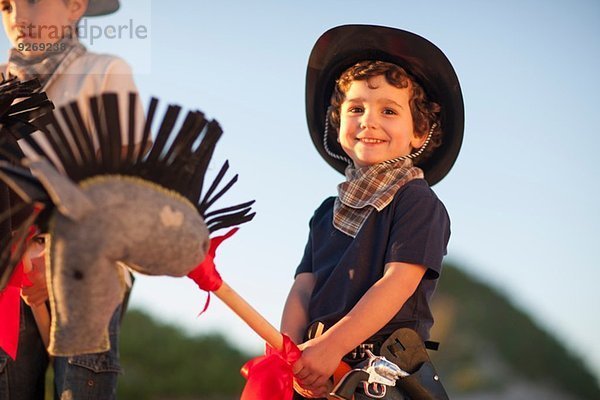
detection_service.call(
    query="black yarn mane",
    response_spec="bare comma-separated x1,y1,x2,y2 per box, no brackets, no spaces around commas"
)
0,75,54,289
0,75,54,158
17,92,255,232
1,91,255,289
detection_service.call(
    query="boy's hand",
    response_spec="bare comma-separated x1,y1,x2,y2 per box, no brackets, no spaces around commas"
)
21,238,49,307
293,378,332,399
292,336,344,396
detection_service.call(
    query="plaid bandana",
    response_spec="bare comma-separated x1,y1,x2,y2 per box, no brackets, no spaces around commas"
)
333,158,424,237
7,36,86,90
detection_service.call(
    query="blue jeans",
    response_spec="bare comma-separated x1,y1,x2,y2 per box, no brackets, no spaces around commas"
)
0,302,49,400
0,302,122,400
53,305,122,400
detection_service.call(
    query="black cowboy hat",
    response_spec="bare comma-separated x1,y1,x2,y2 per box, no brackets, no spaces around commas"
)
306,24,464,185
85,0,120,16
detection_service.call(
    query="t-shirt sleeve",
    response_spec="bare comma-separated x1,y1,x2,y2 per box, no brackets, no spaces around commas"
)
295,216,314,276
294,196,335,277
384,187,450,279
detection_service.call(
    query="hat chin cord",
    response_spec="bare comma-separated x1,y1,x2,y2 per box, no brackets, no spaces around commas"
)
381,122,436,166
323,112,436,167
323,112,354,165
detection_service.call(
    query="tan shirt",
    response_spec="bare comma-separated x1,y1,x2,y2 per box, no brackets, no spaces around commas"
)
2,52,144,166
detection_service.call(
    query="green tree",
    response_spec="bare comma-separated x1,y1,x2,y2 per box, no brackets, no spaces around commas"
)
431,263,600,399
118,309,253,399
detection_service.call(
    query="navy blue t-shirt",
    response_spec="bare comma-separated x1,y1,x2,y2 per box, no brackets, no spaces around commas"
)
295,179,450,342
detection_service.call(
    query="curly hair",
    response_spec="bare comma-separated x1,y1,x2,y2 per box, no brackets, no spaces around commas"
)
327,60,442,165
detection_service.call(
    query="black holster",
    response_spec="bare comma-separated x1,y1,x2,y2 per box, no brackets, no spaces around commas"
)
380,328,449,400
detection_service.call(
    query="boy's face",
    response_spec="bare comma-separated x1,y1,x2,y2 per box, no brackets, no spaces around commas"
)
1,0,85,57
338,75,427,168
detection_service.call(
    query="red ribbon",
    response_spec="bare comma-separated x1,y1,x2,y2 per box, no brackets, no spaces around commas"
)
187,228,302,399
0,225,38,360
187,228,238,314
0,262,32,360
240,335,301,400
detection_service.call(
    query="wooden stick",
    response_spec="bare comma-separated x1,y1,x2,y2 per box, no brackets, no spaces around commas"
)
214,282,283,351
213,282,341,399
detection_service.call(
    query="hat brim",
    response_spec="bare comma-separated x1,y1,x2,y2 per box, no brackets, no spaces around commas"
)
84,0,120,16
306,25,464,185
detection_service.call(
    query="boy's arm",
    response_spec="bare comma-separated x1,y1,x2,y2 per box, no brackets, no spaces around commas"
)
292,262,426,391
280,272,315,345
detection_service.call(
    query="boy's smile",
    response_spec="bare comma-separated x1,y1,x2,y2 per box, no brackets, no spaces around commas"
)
338,75,426,168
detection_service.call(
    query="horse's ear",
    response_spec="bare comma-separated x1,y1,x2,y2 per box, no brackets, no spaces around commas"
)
24,159,94,220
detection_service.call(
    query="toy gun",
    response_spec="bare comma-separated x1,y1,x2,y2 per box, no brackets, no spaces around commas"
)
330,349,409,399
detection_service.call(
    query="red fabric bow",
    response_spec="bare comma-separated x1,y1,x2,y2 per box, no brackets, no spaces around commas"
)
187,228,238,314
0,225,38,360
0,262,32,360
240,335,301,400
187,228,301,399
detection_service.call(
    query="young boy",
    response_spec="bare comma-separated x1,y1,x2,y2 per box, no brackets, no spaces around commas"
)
0,1,143,399
281,25,464,399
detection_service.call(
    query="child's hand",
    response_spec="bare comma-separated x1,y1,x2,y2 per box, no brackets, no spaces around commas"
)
293,377,332,399
21,238,49,307
292,336,344,396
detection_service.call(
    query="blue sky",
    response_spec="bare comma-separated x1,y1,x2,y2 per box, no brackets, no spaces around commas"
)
3,0,599,382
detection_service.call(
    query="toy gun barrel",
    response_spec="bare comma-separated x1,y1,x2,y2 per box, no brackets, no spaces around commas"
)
329,369,370,400
330,350,410,399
